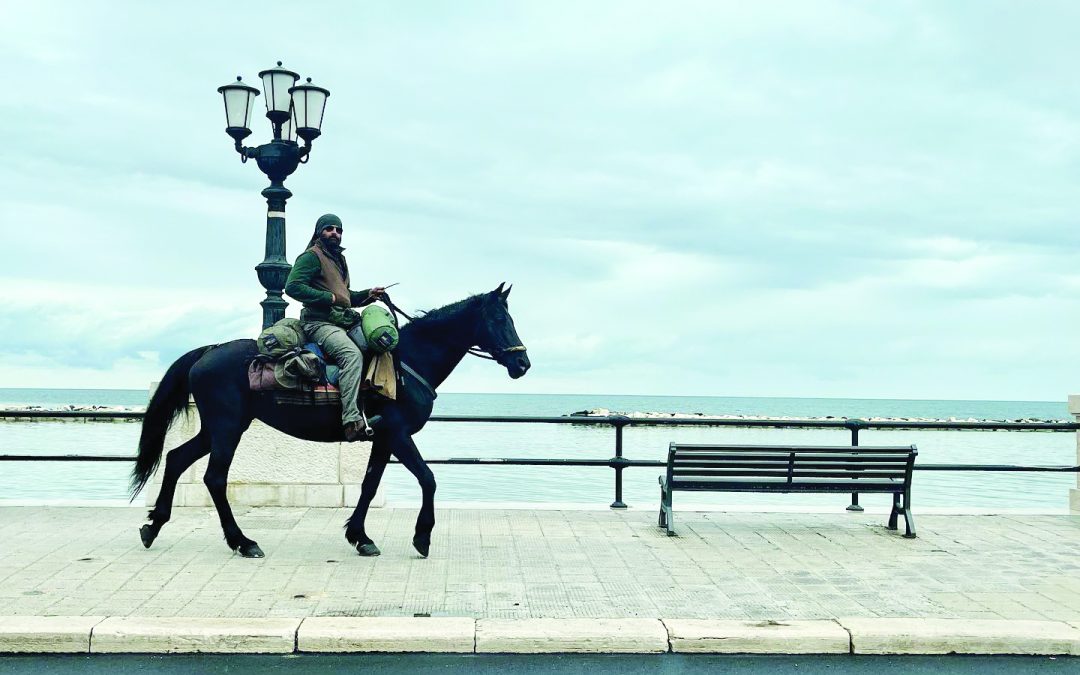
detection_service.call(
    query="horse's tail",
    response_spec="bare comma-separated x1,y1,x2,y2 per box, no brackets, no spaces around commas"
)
129,345,214,498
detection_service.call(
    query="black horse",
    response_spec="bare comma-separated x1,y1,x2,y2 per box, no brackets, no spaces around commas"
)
130,283,529,559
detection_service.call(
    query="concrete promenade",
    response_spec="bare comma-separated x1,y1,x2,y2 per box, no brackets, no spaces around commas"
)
1,505,1079,654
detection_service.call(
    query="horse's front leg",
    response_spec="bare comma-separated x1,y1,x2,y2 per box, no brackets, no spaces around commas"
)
390,433,436,558
345,437,391,556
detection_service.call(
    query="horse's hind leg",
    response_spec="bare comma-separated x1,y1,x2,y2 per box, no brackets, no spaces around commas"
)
141,430,211,548
345,437,391,556
203,426,263,558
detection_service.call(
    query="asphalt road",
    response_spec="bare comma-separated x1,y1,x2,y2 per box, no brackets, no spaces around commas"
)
0,654,1076,674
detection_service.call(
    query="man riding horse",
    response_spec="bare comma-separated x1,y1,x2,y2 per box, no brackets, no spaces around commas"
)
284,213,386,441
133,281,530,559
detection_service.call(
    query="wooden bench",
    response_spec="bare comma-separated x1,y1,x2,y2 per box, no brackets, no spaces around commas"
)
658,444,917,538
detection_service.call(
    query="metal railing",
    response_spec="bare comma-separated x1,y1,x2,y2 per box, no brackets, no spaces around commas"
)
2,412,1078,508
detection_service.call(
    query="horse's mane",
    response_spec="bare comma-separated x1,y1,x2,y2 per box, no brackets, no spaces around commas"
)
400,293,485,334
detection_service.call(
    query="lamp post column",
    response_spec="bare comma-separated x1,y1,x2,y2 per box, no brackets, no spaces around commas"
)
256,183,292,328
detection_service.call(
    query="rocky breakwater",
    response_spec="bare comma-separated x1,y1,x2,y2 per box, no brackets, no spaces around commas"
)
0,404,146,423
566,408,1067,430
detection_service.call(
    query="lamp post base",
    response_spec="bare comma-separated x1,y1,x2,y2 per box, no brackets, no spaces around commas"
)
258,293,289,330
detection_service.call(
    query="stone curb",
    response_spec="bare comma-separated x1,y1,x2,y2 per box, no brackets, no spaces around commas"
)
90,617,301,654
664,619,850,654
476,618,668,653
2,616,1080,655
842,618,1080,655
298,617,475,653
0,616,105,653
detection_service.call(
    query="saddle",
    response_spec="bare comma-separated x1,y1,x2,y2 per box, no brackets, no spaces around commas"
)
249,341,398,407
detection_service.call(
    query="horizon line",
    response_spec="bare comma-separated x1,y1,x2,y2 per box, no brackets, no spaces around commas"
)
0,386,1068,405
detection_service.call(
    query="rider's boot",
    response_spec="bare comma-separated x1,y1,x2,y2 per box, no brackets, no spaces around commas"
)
344,415,383,441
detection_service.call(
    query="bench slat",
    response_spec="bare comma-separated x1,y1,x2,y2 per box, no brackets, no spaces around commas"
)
670,481,903,493
673,469,906,479
671,444,914,454
671,453,912,462
671,458,910,468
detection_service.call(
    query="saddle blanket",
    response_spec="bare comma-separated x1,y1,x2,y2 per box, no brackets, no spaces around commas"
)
273,385,341,407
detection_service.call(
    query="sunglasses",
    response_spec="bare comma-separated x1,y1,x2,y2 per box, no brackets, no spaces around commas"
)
322,226,343,233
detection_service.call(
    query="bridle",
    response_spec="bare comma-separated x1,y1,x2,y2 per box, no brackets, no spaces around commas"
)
381,293,527,361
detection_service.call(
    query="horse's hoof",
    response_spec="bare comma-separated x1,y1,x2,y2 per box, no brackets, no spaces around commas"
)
237,542,265,558
139,524,156,549
412,537,429,559
356,543,381,557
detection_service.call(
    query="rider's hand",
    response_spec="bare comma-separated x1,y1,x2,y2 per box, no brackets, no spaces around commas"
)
368,286,386,299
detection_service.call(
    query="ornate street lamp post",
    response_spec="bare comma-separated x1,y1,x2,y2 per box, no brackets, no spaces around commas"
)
217,62,330,328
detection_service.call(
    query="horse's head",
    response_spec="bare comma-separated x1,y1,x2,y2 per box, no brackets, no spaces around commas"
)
476,283,531,379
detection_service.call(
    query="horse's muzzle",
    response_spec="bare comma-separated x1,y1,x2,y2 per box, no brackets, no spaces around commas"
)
506,352,531,379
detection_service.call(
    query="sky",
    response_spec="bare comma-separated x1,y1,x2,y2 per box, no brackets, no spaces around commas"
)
2,1,1079,401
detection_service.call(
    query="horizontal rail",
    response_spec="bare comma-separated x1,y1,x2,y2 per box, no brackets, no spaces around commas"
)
4,412,1078,509
0,454,1077,473
0,455,136,462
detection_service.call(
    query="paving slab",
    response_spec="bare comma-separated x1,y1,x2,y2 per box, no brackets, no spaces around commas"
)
1,506,1079,623
90,617,301,653
664,618,850,653
298,617,474,652
475,618,667,653
842,617,1080,655
0,615,104,653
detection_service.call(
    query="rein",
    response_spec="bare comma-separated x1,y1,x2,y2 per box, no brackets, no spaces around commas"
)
381,293,526,361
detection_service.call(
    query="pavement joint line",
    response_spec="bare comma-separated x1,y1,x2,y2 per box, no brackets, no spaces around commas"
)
658,618,673,653
836,617,854,655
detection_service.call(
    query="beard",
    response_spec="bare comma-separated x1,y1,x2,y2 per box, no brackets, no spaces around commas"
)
319,232,342,252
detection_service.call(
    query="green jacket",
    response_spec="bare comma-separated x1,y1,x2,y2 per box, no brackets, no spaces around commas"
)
284,249,373,323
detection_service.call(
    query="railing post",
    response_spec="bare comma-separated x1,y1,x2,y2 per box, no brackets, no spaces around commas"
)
1068,396,1080,513
845,418,866,512
610,415,630,509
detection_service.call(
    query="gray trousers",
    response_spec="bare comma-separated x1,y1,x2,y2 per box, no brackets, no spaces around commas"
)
303,321,363,426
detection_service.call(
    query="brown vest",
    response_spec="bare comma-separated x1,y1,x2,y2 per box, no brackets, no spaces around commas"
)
308,243,351,307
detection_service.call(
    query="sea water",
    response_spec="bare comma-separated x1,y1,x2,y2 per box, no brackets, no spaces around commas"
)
0,389,1075,510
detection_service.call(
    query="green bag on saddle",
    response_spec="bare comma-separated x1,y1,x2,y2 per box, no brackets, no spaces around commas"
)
256,318,306,359
347,305,399,353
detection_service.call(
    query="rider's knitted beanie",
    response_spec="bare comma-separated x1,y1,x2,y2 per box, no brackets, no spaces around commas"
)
316,213,342,233
307,213,343,248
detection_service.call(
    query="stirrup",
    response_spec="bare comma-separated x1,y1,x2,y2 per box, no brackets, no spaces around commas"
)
360,409,376,437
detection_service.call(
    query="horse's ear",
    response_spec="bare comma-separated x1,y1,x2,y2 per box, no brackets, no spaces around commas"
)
493,282,506,296
501,284,512,299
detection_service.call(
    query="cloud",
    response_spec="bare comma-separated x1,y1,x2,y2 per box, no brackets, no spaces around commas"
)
2,2,1080,401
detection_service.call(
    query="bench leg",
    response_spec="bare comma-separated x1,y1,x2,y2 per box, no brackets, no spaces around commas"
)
658,480,675,536
887,494,900,531
658,489,666,529
902,509,916,538
902,491,916,538
657,478,665,528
